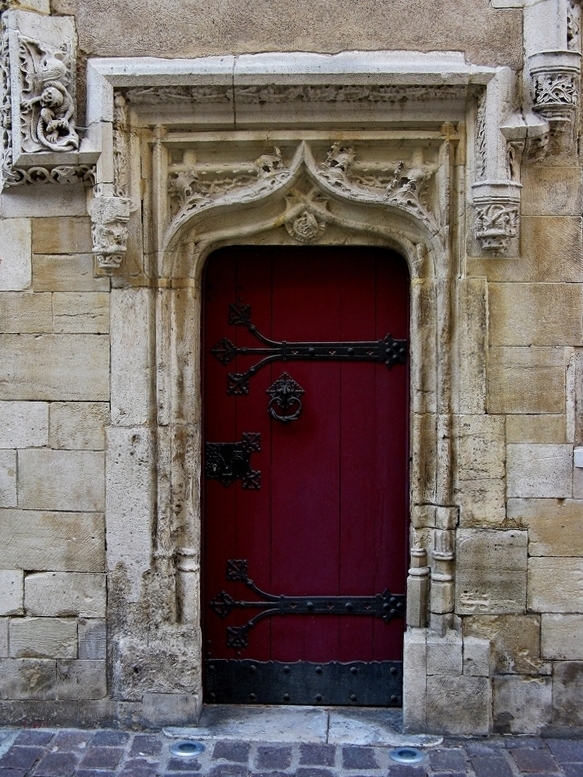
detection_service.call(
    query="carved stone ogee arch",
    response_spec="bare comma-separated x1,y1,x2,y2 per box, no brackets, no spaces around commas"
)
94,52,492,728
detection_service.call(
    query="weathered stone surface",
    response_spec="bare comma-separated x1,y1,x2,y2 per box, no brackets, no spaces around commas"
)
53,293,110,334
455,415,505,480
456,530,527,614
469,216,583,282
56,660,107,700
111,288,152,426
463,635,492,677
457,278,486,414
529,558,583,613
141,692,200,727
426,630,462,676
1,184,87,219
0,451,17,508
508,499,583,556
0,510,105,572
489,283,583,347
49,402,109,450
106,427,155,603
0,402,48,449
521,166,582,217
0,569,23,616
0,619,7,657
32,217,92,255
455,478,506,528
0,218,31,291
493,676,552,734
0,658,56,700
488,347,566,415
506,415,566,444
552,661,583,727
18,450,105,512
426,675,490,735
7,0,51,13
0,335,109,401
402,629,427,732
9,618,77,659
79,619,106,660
463,615,543,675
507,444,572,499
0,292,52,334
25,573,106,618
33,254,109,292
71,0,521,68
542,615,583,660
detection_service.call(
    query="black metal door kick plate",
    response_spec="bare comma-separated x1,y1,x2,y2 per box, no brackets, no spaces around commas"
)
204,659,403,706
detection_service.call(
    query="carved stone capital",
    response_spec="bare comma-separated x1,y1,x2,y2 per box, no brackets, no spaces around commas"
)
88,194,132,270
528,50,581,126
472,181,522,255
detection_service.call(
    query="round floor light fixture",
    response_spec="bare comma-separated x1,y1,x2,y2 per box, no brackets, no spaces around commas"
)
388,746,426,764
169,741,205,757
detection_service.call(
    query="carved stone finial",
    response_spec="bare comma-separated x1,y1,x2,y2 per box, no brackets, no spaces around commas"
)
88,195,132,270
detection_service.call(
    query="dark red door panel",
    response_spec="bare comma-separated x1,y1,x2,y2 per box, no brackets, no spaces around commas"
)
203,246,409,705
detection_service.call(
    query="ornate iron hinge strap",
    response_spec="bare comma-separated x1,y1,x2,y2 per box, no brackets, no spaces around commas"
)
212,303,408,395
205,433,261,489
210,559,406,649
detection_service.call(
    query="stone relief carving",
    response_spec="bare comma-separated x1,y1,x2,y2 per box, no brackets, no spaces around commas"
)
164,141,439,246
113,92,129,198
0,11,95,189
475,91,487,180
18,34,79,153
284,189,328,243
167,146,293,226
88,195,132,270
124,85,232,105
318,141,437,230
474,200,519,254
233,83,464,104
568,0,581,51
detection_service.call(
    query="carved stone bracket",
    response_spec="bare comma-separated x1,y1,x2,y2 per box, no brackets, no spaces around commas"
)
0,9,97,190
88,194,132,270
472,181,521,255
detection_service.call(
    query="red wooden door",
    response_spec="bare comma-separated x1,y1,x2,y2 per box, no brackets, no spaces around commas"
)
203,246,409,706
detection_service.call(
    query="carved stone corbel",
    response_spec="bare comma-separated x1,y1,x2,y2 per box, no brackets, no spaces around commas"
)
472,68,523,256
0,9,97,190
88,194,132,270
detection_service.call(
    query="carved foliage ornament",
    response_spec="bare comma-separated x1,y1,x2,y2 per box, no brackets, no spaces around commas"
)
88,195,132,270
474,201,519,254
528,52,581,125
166,141,438,244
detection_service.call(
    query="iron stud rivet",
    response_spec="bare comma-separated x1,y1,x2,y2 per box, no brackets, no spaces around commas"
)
315,666,323,674
169,741,205,758
283,693,290,701
350,694,357,701
283,665,290,673
307,601,314,609
249,693,257,701
390,694,398,702
345,602,353,610
347,347,354,354
390,667,398,676
250,665,256,672
308,348,315,354
315,694,323,701
350,667,358,674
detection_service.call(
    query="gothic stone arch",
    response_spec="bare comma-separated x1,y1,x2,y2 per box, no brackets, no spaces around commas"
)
87,52,510,732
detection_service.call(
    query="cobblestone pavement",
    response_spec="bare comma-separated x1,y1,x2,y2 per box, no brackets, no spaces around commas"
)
1,729,583,777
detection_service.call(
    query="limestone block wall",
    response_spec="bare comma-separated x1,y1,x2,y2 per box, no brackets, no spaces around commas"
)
0,203,110,719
